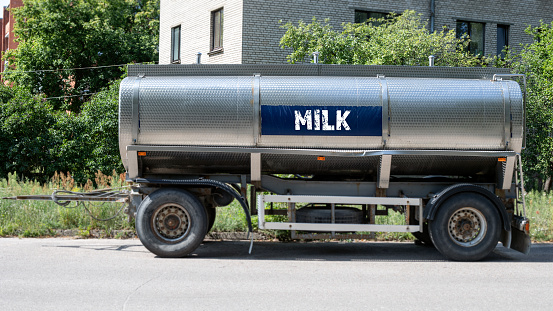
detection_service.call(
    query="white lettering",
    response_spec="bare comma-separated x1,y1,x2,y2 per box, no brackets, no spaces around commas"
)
322,110,335,131
336,110,351,131
313,109,320,130
295,110,312,130
294,108,352,132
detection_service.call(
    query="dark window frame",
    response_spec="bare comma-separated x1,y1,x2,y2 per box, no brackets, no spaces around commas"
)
354,10,391,25
497,24,509,58
210,8,224,54
170,25,181,64
456,20,486,56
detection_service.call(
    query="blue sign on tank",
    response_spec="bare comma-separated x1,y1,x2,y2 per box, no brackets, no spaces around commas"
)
261,105,382,136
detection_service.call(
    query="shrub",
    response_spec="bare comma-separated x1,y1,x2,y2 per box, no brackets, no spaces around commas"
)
49,81,124,184
0,86,56,181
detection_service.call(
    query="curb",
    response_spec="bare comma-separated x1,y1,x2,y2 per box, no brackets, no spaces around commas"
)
45,230,269,240
206,231,269,240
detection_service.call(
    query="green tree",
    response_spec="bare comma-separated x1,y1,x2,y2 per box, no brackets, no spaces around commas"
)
509,22,553,191
3,0,159,111
0,81,123,184
280,10,482,66
0,86,56,180
50,80,123,184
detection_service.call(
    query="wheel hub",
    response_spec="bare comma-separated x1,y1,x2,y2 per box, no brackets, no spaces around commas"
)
153,204,190,242
164,214,181,230
448,207,487,247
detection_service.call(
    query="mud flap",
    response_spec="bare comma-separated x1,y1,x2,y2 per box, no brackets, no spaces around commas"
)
510,226,531,255
500,228,512,249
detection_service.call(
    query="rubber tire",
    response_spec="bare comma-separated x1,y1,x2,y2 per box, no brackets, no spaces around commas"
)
429,193,501,261
205,206,217,233
136,188,208,258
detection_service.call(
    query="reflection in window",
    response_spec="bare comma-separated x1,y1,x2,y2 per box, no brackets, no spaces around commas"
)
456,21,485,55
355,10,390,25
211,8,224,52
497,24,509,58
171,25,181,63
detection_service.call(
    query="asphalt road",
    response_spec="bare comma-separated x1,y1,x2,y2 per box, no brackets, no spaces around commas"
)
1,238,552,311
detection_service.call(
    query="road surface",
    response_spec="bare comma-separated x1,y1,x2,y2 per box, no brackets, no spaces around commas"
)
1,238,552,310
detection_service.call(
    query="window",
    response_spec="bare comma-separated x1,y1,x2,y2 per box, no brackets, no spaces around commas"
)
456,21,485,56
171,25,181,63
497,24,509,57
355,10,389,25
211,8,223,53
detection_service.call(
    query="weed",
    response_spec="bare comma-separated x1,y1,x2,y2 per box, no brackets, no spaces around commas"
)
0,172,133,237
525,190,553,241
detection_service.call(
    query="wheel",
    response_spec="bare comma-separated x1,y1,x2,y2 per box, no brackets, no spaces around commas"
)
205,205,217,233
429,193,501,261
136,188,208,258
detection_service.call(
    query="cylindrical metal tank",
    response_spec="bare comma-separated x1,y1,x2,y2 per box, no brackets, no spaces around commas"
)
119,75,523,177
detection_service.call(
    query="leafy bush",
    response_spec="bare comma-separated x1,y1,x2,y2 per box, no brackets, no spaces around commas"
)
0,81,123,184
508,21,553,191
280,10,483,66
50,81,123,183
0,86,56,181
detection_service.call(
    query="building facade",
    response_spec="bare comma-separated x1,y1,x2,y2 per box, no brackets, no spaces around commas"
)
1,0,23,73
159,0,553,65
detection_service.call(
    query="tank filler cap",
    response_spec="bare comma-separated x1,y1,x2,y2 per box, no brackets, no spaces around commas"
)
312,51,319,64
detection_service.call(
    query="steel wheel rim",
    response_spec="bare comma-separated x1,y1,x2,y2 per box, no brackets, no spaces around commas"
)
448,207,487,247
152,203,191,243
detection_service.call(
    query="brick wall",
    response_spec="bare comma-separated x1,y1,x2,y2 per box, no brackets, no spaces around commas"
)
1,0,24,73
159,0,243,64
434,0,551,56
160,0,553,64
242,0,433,64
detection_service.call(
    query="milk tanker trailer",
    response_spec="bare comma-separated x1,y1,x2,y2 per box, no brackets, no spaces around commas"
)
112,64,531,261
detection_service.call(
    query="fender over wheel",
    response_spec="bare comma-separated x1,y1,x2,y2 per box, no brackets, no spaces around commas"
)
136,188,208,258
429,193,501,261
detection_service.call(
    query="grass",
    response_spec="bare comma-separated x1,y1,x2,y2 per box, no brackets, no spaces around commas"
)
525,190,553,241
0,172,134,238
1,172,552,242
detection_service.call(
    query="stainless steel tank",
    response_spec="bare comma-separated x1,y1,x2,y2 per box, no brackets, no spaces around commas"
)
119,65,523,178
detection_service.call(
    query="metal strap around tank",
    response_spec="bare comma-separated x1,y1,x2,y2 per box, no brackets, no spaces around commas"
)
131,75,143,144
501,80,511,148
253,74,261,145
378,75,389,147
494,74,527,149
